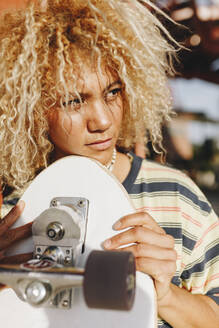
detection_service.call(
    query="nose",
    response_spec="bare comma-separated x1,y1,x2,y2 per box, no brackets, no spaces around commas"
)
87,99,112,133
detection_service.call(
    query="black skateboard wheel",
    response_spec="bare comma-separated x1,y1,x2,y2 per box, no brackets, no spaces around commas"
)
83,250,136,311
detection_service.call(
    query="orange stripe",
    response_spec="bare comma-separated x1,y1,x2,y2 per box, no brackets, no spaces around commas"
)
206,273,219,284
137,206,203,228
189,274,219,291
195,221,219,248
182,212,202,228
181,263,186,269
137,206,181,212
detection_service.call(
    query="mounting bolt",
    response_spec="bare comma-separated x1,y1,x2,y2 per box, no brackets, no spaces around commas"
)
51,199,61,207
78,200,85,207
64,256,71,265
62,300,69,308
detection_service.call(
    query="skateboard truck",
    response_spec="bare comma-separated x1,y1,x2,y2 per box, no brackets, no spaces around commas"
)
33,197,89,267
0,197,136,311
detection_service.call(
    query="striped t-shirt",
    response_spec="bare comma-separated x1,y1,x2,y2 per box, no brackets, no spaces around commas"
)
123,152,219,328
1,154,219,327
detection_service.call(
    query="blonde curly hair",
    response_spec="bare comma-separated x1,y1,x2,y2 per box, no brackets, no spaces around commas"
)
0,0,178,189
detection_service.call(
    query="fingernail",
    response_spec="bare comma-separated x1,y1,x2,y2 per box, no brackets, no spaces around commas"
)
103,239,111,249
113,220,122,230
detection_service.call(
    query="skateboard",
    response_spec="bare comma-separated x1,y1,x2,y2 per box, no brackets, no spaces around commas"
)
0,156,156,327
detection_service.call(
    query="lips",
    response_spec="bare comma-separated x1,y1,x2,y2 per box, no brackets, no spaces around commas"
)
86,138,113,150
86,138,112,145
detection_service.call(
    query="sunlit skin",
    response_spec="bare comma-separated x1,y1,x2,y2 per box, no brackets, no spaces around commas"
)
0,62,181,303
48,64,124,168
1,62,218,327
47,62,177,303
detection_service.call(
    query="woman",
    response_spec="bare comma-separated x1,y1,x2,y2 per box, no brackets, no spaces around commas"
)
0,1,218,327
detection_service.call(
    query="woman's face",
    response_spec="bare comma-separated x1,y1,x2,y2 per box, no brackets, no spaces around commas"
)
48,63,123,166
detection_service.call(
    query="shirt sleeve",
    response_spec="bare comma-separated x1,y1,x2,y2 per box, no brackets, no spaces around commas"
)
0,190,21,219
180,201,219,305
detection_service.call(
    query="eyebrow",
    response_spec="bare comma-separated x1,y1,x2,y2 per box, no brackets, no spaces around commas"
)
76,80,122,98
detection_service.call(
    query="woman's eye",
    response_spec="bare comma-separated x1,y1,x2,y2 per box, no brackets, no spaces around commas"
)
62,98,83,110
105,87,122,102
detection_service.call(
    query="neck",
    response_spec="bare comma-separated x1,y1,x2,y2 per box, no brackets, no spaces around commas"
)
112,151,131,183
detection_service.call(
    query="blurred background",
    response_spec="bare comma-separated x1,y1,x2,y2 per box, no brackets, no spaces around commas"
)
146,0,219,215
0,0,219,214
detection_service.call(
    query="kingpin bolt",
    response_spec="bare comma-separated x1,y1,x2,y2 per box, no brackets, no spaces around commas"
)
25,281,50,305
46,222,65,241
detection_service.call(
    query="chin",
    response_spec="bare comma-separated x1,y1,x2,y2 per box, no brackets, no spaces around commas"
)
91,152,111,166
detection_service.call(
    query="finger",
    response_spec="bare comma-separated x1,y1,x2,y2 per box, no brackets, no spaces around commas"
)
0,222,32,250
0,252,33,265
117,244,177,261
103,227,175,250
0,200,25,236
113,212,165,235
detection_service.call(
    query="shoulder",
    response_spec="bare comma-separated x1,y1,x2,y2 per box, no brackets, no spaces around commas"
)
127,157,218,243
137,158,212,214
140,158,198,191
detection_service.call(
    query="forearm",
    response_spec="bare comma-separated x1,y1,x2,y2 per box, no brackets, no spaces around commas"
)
158,283,219,328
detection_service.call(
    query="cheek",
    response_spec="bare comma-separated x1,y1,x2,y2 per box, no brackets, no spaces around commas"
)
48,110,73,140
114,98,123,127
48,109,66,130
48,109,86,149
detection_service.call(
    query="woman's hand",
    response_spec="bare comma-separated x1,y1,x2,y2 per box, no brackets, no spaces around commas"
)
103,211,177,302
0,200,33,264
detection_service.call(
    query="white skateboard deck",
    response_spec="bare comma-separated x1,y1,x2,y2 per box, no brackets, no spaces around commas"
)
0,156,156,327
